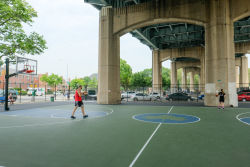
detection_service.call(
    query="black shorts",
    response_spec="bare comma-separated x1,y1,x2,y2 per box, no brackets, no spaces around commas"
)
219,98,224,102
75,101,83,107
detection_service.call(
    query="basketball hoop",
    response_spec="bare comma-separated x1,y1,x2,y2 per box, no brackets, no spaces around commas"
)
24,64,35,74
26,70,35,73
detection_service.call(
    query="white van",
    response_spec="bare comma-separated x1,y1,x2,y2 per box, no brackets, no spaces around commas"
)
27,88,45,96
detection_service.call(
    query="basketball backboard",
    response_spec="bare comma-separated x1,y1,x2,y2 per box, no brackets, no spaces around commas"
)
15,56,37,75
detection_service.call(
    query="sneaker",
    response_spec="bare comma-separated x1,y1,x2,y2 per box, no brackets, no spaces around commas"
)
71,115,76,119
83,115,88,118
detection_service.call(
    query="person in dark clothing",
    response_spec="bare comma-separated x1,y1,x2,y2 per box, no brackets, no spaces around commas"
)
216,89,226,109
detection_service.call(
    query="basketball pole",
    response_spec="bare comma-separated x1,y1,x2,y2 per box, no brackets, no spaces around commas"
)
4,58,28,111
4,58,10,111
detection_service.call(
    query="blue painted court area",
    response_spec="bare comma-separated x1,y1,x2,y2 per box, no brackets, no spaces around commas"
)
240,117,250,124
0,107,108,119
133,113,200,124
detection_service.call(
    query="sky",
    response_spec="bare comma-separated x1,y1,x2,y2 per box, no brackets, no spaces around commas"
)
23,0,160,80
23,0,248,80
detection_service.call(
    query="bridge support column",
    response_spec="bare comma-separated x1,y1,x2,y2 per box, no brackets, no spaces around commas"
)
182,68,187,92
152,50,162,93
97,7,121,104
205,0,237,107
200,54,205,93
190,71,195,93
235,66,239,88
240,56,249,88
171,61,177,93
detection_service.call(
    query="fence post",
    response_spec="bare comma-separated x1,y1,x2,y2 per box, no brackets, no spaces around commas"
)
19,83,21,103
45,84,47,101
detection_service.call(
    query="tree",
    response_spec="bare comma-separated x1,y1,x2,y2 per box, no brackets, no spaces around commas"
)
0,0,47,61
131,71,151,88
141,69,152,87
249,68,250,83
40,74,63,99
120,59,132,90
70,78,85,90
83,76,91,90
162,67,171,89
89,77,98,89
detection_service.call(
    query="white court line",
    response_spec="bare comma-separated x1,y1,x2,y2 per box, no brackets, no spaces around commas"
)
129,106,174,167
0,120,81,129
236,112,250,126
0,106,114,129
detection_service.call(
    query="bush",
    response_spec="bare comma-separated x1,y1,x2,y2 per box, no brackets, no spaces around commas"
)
21,90,27,95
47,90,53,94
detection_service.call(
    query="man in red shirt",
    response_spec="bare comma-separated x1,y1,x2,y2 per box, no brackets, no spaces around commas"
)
71,85,88,119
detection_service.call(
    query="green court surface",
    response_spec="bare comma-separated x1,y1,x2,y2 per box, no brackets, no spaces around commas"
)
0,104,250,167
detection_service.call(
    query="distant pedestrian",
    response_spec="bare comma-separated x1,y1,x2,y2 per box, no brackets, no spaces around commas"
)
8,93,14,105
71,85,88,119
216,89,226,109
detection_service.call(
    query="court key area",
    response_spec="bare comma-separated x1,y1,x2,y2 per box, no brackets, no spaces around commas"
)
0,104,250,167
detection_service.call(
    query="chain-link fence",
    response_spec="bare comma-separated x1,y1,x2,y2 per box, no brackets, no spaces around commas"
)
121,83,250,103
120,84,205,103
0,81,74,104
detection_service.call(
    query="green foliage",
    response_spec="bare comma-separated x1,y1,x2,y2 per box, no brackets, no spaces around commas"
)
47,89,53,95
83,76,91,88
20,90,27,95
177,69,182,85
131,71,151,88
120,59,132,90
89,77,98,88
70,78,84,90
40,74,63,87
249,68,250,82
0,0,47,58
162,67,170,88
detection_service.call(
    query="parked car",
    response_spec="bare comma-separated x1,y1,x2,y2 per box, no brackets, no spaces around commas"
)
149,92,161,100
238,93,250,102
121,91,136,99
87,90,97,100
198,94,205,100
130,93,152,101
166,92,194,101
237,90,250,94
27,88,45,96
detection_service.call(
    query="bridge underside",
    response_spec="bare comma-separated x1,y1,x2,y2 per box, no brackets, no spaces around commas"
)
85,0,250,107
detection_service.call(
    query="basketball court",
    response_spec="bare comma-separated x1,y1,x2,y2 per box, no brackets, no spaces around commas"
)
0,103,249,167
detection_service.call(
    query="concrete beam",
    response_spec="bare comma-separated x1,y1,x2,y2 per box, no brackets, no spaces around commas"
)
159,47,203,62
232,0,250,22
113,0,206,35
235,42,250,53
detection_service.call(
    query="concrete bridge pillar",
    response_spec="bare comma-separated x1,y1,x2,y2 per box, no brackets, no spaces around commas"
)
205,0,237,107
240,56,249,88
182,68,187,92
97,7,121,104
235,66,240,88
200,54,205,93
152,50,162,93
171,61,177,93
190,71,195,93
